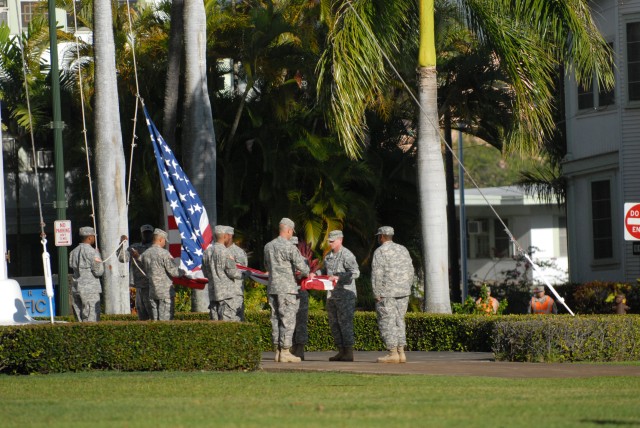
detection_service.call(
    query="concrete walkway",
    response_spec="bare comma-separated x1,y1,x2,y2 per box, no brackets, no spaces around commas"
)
261,351,640,378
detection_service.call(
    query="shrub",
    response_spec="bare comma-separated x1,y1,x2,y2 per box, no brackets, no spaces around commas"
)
0,321,261,375
572,281,640,314
492,315,640,362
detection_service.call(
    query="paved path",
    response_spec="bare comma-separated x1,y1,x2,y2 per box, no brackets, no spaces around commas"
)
261,352,640,378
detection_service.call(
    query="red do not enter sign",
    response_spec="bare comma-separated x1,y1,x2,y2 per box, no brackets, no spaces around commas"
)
624,203,640,241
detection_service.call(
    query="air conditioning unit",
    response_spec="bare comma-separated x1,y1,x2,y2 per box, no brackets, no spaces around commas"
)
467,220,483,235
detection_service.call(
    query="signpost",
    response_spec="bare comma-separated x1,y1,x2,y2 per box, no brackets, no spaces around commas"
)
624,203,640,241
54,220,72,247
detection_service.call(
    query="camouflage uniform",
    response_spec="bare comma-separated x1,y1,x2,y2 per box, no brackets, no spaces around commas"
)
372,236,414,350
202,242,244,321
228,240,248,321
69,240,104,322
320,246,360,348
118,241,153,320
290,237,309,349
264,235,310,349
140,241,182,321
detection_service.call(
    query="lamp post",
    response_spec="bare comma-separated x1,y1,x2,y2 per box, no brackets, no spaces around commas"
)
458,125,468,302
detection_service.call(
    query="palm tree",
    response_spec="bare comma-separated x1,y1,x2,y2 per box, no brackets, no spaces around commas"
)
93,0,129,314
183,0,217,312
162,0,183,145
318,0,613,312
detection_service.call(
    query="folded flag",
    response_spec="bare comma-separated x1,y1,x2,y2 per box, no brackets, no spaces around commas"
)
301,276,335,291
236,264,269,285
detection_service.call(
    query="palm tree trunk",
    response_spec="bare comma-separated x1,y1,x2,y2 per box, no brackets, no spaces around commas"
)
418,0,450,313
417,66,450,313
162,0,184,145
93,0,129,313
183,0,216,312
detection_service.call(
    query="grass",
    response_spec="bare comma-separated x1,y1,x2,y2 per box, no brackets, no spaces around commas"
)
1,371,639,427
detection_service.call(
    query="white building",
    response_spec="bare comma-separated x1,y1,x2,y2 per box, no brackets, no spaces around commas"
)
563,0,640,283
456,186,568,285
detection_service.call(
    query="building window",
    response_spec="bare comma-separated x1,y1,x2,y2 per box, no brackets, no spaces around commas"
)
578,82,594,110
628,22,640,101
21,1,44,28
591,180,613,259
493,219,511,258
0,0,7,26
579,42,615,109
466,218,512,259
559,216,567,257
468,219,490,259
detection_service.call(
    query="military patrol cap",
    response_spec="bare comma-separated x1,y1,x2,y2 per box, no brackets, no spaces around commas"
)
153,228,168,239
140,224,154,233
280,217,295,230
225,226,235,235
290,236,299,245
328,230,343,242
375,226,394,236
79,226,96,237
214,225,226,234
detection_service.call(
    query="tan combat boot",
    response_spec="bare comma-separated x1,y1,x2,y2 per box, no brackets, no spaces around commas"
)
274,346,280,362
329,347,344,361
279,348,301,363
341,346,354,362
291,344,305,361
377,348,400,363
397,346,406,363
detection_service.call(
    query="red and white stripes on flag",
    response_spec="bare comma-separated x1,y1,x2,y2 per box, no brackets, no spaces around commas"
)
236,264,269,285
235,264,335,291
300,276,335,291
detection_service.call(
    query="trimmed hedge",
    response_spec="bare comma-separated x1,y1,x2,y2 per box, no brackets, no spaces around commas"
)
34,312,640,363
233,311,496,352
43,311,496,352
492,315,640,362
0,321,261,374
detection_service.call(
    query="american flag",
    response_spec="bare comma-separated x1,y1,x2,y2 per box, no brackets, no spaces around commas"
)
143,106,213,278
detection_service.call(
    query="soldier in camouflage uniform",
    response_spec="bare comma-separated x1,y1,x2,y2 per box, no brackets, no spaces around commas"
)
225,226,248,321
140,228,185,320
371,226,414,363
290,236,309,360
202,225,244,321
264,218,312,363
318,230,360,362
117,224,154,320
69,226,104,322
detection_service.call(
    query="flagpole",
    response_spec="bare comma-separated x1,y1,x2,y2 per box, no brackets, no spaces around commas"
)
48,0,69,316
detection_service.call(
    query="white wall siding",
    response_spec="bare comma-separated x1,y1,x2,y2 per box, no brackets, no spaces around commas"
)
570,112,620,159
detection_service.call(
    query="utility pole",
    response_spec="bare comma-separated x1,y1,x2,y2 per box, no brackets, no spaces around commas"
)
48,1,69,315
458,125,468,302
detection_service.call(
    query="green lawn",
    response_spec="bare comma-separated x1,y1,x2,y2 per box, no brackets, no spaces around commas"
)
1,371,638,427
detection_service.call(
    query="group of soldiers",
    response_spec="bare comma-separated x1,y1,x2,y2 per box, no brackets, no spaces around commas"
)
263,218,414,364
68,217,416,364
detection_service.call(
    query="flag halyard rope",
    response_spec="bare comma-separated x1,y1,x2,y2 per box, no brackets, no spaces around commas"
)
71,0,99,248
124,0,143,206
